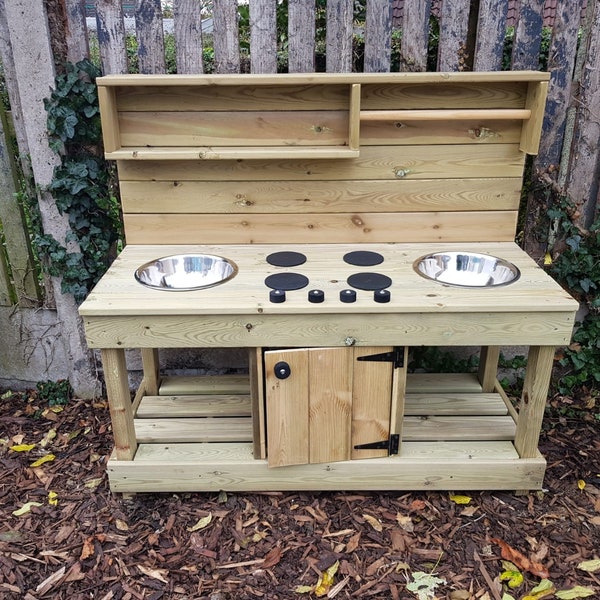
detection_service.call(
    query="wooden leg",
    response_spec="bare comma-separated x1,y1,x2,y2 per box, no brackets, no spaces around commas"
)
249,347,267,459
514,345,555,458
141,348,160,395
478,346,500,392
102,348,137,460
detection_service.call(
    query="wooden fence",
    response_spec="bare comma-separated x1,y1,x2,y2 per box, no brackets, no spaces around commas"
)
0,0,598,393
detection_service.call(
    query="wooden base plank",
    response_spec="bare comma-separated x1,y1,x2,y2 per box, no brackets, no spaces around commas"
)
136,394,251,418
404,392,508,415
108,442,545,492
134,417,253,443
403,415,516,441
159,375,250,395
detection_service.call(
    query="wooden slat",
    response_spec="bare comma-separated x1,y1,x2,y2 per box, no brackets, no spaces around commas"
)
65,0,89,63
118,110,351,147
159,375,250,395
121,211,519,245
136,394,251,418
116,144,526,181
95,0,128,75
134,417,253,443
249,348,266,459
511,0,545,70
520,81,548,154
98,87,121,154
107,442,545,493
473,0,508,71
404,392,508,415
326,0,353,73
399,0,431,72
212,0,240,74
264,349,309,467
135,0,165,75
478,346,500,392
173,0,204,74
109,147,359,161
349,84,361,150
406,372,483,394
288,0,316,73
364,0,392,73
309,348,353,463
119,179,522,214
360,109,530,121
114,85,351,112
351,346,393,459
250,0,277,74
437,0,471,72
402,415,516,441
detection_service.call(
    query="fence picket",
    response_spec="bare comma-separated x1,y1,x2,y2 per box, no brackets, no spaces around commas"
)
399,0,431,72
474,0,508,70
213,0,240,73
250,0,277,73
135,0,166,74
96,0,128,74
364,0,392,72
437,0,471,71
288,0,315,73
65,0,89,63
536,0,583,170
511,0,545,70
326,0,353,72
174,0,203,74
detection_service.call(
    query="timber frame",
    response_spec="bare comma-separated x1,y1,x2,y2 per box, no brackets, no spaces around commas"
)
80,71,578,492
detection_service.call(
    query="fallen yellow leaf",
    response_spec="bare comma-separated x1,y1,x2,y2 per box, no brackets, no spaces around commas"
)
12,502,43,516
187,512,212,532
577,559,600,573
363,513,383,532
578,479,586,491
84,477,103,489
314,560,339,597
48,491,58,506
10,444,36,452
450,494,472,505
31,454,56,468
543,252,552,265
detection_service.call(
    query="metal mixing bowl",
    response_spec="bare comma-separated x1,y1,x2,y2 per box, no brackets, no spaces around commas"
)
134,254,238,291
413,251,520,288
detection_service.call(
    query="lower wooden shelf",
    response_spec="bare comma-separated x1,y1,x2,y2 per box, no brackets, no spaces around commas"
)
104,371,546,492
107,441,545,492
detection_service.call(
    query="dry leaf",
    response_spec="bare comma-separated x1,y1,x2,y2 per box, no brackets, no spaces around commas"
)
10,444,36,452
555,585,596,599
346,532,361,553
115,519,129,532
577,559,600,573
84,477,103,489
449,494,472,505
362,514,382,532
12,502,43,516
47,491,58,506
31,454,56,468
314,560,339,597
520,579,556,600
262,546,282,569
460,506,479,517
187,512,212,532
138,564,169,583
490,538,550,579
396,513,414,532
80,537,95,560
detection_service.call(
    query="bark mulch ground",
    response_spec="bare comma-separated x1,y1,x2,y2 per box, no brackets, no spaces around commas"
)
0,390,599,600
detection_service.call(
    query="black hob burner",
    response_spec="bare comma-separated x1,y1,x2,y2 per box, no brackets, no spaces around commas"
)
266,251,307,267
343,250,384,267
347,272,392,291
264,272,309,290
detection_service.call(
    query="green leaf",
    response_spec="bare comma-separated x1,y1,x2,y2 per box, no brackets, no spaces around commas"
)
555,586,596,599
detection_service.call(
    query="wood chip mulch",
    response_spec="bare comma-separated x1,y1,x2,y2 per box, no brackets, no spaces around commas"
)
1,390,599,600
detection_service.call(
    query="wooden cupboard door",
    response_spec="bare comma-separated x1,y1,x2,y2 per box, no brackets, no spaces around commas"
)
264,349,309,468
308,347,353,464
351,346,394,459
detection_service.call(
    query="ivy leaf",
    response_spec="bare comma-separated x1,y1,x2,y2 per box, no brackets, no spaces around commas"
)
406,571,446,600
499,561,524,588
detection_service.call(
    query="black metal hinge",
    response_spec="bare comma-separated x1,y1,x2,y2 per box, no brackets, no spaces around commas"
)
353,434,399,455
356,347,404,368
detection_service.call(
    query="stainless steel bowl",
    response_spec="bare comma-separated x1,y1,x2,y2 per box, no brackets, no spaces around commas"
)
413,252,520,288
134,254,238,291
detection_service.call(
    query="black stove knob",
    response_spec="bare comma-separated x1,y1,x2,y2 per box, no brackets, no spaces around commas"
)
374,289,391,303
308,289,325,303
340,289,357,303
269,289,286,303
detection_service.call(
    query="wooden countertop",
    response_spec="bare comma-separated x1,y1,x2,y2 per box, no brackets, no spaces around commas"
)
80,242,577,317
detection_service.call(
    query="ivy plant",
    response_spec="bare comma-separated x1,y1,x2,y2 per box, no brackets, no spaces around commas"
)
40,60,121,303
547,195,600,397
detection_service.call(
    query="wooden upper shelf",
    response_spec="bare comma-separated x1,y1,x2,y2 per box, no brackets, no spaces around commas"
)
97,71,549,161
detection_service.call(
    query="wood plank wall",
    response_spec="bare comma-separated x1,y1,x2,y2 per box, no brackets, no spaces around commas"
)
98,72,548,246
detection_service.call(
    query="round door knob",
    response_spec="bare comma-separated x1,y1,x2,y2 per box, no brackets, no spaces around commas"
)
274,361,291,379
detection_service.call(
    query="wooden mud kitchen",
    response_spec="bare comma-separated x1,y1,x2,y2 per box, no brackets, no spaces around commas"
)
79,71,578,493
